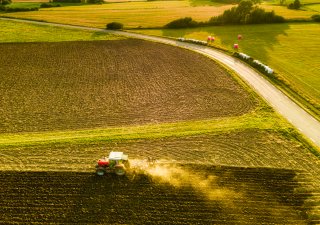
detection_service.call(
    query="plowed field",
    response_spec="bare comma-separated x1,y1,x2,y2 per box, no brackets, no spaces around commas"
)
0,39,254,133
1,130,319,224
0,166,319,225
0,39,319,224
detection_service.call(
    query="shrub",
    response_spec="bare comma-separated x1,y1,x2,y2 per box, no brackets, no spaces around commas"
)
311,14,320,22
106,22,123,30
165,17,198,29
52,0,81,3
87,0,104,3
209,0,285,25
40,3,61,8
1,0,11,5
287,0,300,9
5,7,39,12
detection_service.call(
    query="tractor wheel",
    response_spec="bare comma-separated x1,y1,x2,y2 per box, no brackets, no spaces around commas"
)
96,167,106,176
115,165,126,176
123,160,130,169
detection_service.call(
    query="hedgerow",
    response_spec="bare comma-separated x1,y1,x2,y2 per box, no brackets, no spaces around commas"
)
0,6,39,12
312,14,320,22
164,1,285,28
165,17,199,29
106,22,123,30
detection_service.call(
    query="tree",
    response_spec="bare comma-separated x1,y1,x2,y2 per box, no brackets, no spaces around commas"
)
288,0,301,9
0,0,11,5
280,0,286,5
106,22,123,30
293,0,301,8
165,17,198,28
236,0,254,23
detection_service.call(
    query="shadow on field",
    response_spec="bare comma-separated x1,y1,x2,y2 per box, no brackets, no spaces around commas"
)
163,23,290,62
0,165,319,224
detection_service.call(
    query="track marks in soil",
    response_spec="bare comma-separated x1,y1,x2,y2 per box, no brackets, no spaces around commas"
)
0,130,319,181
0,166,319,225
0,39,256,133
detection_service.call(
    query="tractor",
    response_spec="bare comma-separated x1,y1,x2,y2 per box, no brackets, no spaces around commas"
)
96,151,129,176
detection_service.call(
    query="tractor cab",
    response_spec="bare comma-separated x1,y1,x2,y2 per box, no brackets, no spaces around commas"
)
96,151,129,176
108,151,128,164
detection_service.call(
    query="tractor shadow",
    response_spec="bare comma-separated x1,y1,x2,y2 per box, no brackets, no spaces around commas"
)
0,165,319,224
66,165,319,224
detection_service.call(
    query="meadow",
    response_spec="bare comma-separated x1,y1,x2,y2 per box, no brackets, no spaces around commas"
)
0,19,123,42
304,3,320,11
133,23,320,117
1,0,316,29
0,10,320,225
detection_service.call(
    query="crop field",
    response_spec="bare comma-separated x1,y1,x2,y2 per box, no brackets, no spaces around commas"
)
304,3,320,11
1,0,315,29
134,23,320,116
0,130,320,224
0,20,124,43
0,39,255,133
0,35,319,223
0,166,319,224
0,1,232,28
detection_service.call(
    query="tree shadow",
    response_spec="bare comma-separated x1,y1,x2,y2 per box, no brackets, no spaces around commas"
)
162,23,290,62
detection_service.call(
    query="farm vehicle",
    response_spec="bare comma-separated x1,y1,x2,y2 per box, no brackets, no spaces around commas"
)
96,152,157,176
96,152,129,176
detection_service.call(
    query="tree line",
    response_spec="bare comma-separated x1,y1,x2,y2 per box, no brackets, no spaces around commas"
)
165,0,285,28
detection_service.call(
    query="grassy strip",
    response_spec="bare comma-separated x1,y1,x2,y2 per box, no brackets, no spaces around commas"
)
0,19,124,42
0,110,288,148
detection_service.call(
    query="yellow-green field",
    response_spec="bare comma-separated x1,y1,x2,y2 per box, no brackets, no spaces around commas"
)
133,23,320,116
304,3,320,11
1,1,231,28
1,0,316,29
0,19,123,42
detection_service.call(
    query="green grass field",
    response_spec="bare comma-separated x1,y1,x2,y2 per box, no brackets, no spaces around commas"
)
1,1,232,28
133,23,320,115
0,19,124,42
1,0,316,29
304,3,320,11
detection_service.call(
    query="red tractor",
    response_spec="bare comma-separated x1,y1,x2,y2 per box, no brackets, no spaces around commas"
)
96,152,129,176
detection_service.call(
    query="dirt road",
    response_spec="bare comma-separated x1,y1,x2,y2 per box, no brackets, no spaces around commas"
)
1,17,319,148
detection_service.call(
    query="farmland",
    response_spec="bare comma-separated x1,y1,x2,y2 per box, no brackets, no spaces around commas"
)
1,0,316,29
1,130,320,224
0,166,319,224
0,39,255,133
0,20,123,43
134,23,320,116
0,16,320,224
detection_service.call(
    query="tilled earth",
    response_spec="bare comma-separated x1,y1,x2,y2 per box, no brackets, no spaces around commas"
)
0,39,255,133
0,130,319,224
0,165,319,225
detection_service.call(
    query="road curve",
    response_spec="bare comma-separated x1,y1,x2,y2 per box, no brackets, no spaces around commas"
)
1,17,320,149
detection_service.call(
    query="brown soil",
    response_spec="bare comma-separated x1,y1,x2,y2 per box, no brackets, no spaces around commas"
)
1,130,319,224
0,166,318,225
1,130,319,177
0,39,255,133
